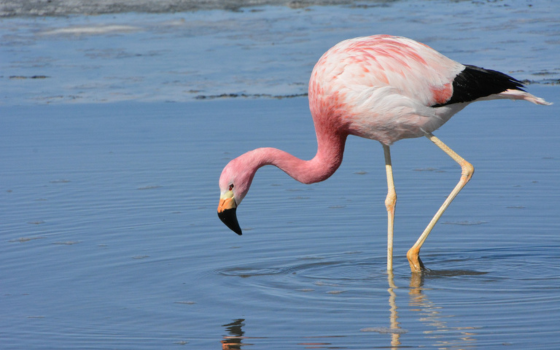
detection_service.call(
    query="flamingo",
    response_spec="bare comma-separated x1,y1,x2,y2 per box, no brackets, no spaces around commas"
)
217,35,551,272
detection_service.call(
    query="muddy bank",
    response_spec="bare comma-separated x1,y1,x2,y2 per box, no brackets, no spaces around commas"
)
0,0,390,17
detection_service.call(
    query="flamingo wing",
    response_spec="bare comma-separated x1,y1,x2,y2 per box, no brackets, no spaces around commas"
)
433,64,525,107
311,35,465,108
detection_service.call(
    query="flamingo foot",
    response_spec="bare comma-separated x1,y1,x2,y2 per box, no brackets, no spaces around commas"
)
407,246,426,273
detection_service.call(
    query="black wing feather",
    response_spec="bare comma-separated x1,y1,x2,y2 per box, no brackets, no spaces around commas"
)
432,65,525,108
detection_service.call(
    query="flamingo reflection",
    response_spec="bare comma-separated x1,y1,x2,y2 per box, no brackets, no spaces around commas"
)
221,319,267,349
408,272,480,348
221,319,247,350
381,271,480,348
220,273,480,348
387,271,401,348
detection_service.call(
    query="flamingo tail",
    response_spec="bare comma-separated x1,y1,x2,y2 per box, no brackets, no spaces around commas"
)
498,89,552,106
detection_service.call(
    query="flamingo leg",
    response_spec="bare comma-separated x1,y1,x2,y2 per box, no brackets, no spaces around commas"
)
407,132,474,273
383,144,397,271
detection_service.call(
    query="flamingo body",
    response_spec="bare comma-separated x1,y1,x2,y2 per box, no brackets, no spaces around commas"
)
217,35,551,270
308,35,544,145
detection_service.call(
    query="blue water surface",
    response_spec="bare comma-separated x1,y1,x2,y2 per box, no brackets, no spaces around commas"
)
1,1,560,349
2,86,559,349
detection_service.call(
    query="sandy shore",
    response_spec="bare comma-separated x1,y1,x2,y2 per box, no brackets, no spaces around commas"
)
0,0,383,17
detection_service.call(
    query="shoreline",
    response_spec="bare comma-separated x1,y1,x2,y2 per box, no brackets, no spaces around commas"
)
0,0,388,17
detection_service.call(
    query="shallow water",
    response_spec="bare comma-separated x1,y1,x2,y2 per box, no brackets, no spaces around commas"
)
1,0,560,105
1,1,560,349
2,88,559,349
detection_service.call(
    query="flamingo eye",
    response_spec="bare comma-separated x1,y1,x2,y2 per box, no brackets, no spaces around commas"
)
229,184,234,191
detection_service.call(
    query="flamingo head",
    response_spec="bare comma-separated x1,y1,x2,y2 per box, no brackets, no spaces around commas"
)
217,156,256,235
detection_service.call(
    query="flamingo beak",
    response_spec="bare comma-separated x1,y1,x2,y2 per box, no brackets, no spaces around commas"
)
217,194,242,235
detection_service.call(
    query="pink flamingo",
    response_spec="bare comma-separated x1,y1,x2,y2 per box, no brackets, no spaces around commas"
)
217,35,551,272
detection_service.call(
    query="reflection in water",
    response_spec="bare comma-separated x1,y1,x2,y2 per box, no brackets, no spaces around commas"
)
363,273,408,345
387,271,401,348
219,274,480,349
409,273,479,349
221,319,246,350
383,272,480,348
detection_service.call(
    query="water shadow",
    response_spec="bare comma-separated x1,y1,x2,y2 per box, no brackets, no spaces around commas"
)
421,269,488,278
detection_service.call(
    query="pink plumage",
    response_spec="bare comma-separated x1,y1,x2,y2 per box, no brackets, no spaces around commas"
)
217,35,551,272
309,35,548,145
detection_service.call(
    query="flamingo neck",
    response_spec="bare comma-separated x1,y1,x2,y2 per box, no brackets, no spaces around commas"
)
244,130,347,185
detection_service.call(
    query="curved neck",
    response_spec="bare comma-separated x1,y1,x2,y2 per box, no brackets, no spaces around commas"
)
244,130,347,185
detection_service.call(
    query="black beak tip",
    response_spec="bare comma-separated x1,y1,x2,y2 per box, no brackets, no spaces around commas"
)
218,208,242,235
